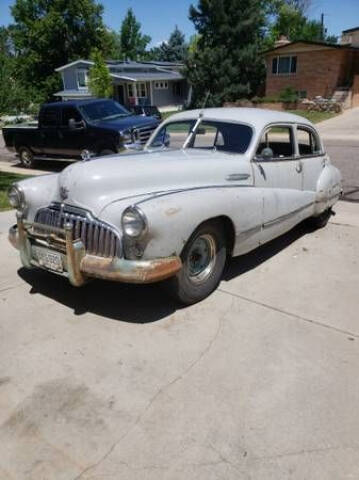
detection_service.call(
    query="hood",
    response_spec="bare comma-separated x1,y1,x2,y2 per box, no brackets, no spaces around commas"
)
92,114,159,132
55,149,252,216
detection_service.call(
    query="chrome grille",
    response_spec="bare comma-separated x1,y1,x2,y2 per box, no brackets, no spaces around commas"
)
34,204,122,258
134,124,157,144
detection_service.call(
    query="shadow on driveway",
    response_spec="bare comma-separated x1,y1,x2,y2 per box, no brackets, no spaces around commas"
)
18,221,312,323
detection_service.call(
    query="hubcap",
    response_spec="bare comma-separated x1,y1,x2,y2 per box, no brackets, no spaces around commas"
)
187,234,216,284
21,150,31,165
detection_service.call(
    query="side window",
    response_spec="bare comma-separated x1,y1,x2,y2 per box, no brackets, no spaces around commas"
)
151,121,193,148
62,107,82,126
257,126,294,159
40,108,59,128
193,124,218,149
297,126,321,156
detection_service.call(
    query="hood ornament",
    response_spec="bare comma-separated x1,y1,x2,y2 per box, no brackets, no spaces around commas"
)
81,149,92,161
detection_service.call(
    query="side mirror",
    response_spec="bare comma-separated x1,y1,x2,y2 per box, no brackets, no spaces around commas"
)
258,147,274,161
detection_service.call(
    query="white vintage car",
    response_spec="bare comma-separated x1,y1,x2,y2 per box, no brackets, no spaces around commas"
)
8,108,342,304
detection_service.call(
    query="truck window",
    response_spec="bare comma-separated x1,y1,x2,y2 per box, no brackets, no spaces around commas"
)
62,107,82,126
40,108,59,128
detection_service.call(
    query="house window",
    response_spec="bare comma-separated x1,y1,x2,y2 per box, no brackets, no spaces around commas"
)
271,56,297,75
127,83,134,97
77,69,88,89
138,82,147,98
154,81,168,90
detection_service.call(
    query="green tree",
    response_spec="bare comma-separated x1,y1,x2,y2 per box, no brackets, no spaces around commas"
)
119,8,151,60
88,49,113,98
267,2,337,46
155,26,188,62
10,0,113,101
184,0,268,107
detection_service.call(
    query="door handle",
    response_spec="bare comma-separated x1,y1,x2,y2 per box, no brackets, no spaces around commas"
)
296,161,303,173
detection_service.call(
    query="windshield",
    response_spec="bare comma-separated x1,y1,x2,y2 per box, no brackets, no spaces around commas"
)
79,100,130,121
148,119,253,154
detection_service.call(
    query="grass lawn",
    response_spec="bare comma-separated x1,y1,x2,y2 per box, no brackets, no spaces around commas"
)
0,172,31,211
286,110,338,123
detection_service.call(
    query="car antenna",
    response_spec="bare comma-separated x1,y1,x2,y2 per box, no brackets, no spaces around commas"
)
183,91,210,149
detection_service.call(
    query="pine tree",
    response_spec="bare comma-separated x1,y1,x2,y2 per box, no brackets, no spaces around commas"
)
184,0,267,107
119,8,151,60
156,26,188,62
88,49,113,98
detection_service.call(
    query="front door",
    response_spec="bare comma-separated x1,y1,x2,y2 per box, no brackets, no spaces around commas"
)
58,106,87,157
252,124,310,243
116,85,125,105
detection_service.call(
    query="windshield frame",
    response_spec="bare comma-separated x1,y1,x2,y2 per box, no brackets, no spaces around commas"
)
146,117,254,154
78,100,131,122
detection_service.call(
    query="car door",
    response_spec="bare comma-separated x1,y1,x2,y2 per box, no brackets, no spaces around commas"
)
252,124,312,243
296,124,326,194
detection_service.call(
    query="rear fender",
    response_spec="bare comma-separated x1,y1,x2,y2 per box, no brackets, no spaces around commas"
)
315,164,342,214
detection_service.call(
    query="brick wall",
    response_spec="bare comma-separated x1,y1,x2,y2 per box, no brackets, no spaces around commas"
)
352,75,359,107
265,49,354,99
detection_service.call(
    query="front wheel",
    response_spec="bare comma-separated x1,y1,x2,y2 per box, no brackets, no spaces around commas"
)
18,147,35,168
165,221,227,305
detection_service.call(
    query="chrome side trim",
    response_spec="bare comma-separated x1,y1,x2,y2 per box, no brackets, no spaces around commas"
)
226,173,251,181
135,184,254,206
263,202,314,229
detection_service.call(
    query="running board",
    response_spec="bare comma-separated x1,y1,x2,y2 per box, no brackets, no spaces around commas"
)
33,156,78,162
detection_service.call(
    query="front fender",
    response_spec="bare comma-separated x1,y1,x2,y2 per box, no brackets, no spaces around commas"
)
131,187,263,259
16,174,59,222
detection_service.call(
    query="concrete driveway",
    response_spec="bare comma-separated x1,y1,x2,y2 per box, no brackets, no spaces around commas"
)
1,201,359,480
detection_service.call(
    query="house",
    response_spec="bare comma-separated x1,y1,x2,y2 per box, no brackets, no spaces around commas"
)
263,28,359,106
54,60,190,111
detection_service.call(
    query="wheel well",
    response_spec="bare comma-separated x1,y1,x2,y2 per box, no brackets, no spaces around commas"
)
190,215,236,257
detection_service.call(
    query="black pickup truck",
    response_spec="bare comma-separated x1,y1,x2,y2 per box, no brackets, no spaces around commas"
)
2,99,160,168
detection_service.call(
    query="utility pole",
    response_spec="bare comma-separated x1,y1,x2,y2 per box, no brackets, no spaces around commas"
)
321,13,325,41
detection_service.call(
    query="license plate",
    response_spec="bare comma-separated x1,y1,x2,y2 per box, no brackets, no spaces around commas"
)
32,246,63,273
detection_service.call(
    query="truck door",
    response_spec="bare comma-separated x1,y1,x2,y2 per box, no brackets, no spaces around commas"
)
39,107,61,156
59,106,86,157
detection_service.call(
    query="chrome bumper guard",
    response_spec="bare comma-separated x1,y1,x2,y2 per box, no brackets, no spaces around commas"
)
9,213,182,286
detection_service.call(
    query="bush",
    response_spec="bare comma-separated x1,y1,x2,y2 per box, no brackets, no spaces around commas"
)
279,86,299,103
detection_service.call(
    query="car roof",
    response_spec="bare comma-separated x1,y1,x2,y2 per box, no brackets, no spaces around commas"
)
168,107,314,130
43,99,115,109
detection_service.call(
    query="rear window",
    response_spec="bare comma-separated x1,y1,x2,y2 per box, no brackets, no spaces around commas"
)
40,108,59,127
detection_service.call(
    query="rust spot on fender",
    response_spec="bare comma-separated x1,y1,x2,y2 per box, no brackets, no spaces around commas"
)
165,207,181,216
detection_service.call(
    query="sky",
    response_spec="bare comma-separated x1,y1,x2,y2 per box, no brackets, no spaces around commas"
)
0,0,359,46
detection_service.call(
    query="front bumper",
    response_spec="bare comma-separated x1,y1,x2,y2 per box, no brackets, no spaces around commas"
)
9,213,182,286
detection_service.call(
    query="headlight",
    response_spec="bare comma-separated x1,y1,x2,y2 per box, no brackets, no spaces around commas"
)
121,206,147,238
120,129,132,144
7,184,25,209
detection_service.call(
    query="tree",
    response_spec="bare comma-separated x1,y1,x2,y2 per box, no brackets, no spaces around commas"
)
119,8,151,60
184,0,268,107
88,49,113,98
155,26,188,62
10,0,113,101
267,1,337,46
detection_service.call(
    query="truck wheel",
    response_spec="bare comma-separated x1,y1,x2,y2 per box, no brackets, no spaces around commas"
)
19,147,35,168
99,149,116,156
307,208,332,229
165,221,227,305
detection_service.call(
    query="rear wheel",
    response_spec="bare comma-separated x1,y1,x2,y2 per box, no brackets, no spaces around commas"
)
307,208,332,229
18,147,35,168
166,221,227,305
